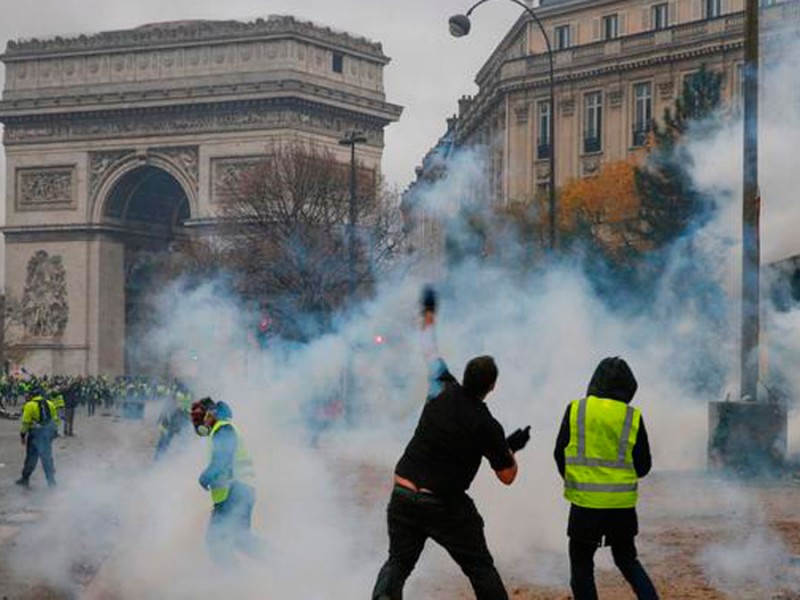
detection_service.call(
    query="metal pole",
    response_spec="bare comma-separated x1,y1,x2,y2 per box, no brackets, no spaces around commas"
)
0,294,5,374
348,140,357,297
741,0,760,402
463,0,557,249
542,20,557,251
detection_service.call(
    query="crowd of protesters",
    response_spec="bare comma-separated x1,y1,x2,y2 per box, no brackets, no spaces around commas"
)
0,373,192,432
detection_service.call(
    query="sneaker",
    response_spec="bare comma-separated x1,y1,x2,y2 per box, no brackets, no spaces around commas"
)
15,478,29,488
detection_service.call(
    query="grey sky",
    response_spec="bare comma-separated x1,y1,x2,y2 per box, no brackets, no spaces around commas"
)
0,0,524,191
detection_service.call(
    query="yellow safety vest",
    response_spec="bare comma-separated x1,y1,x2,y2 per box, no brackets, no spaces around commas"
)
20,396,59,434
208,420,256,505
564,395,641,509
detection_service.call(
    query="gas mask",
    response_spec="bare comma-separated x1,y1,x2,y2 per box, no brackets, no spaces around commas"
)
190,399,216,437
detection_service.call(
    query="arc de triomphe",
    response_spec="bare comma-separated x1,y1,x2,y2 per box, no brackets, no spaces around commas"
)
0,16,402,375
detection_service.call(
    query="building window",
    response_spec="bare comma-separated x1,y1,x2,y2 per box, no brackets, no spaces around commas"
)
584,91,603,153
706,0,722,18
555,25,571,50
683,70,700,93
652,3,669,30
602,14,619,40
633,82,653,146
332,52,344,73
537,100,552,159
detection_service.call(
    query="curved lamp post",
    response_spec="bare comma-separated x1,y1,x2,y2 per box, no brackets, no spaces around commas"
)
450,0,557,250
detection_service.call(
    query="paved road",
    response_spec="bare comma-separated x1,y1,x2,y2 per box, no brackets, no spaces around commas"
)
0,409,156,600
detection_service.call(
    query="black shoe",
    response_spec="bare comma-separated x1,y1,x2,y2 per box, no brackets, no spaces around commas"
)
15,478,29,488
47,481,57,488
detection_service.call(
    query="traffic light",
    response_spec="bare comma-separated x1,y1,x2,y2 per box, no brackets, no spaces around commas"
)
256,312,272,348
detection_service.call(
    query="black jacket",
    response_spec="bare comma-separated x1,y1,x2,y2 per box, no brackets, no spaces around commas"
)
553,357,652,543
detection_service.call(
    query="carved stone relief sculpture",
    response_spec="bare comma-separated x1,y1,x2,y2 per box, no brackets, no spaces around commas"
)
151,146,199,188
89,149,134,200
211,156,265,203
16,166,75,210
21,250,69,338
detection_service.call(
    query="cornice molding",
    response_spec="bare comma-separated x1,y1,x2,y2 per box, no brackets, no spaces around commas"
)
2,97,390,146
2,221,175,243
4,16,387,62
457,39,745,141
0,78,402,125
459,1,799,141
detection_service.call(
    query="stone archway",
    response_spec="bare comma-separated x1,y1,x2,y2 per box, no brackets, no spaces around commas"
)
1,17,401,376
101,165,191,374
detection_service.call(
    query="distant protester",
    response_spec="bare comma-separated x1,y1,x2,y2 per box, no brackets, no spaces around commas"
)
16,386,60,489
191,398,262,565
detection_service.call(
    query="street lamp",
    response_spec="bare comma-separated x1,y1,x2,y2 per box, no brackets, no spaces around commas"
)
339,130,368,296
450,0,557,250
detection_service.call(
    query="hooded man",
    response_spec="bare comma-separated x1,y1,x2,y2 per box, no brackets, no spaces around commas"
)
191,398,261,565
554,357,659,600
372,287,531,600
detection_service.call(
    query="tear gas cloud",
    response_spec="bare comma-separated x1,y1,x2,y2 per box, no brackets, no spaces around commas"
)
10,39,800,600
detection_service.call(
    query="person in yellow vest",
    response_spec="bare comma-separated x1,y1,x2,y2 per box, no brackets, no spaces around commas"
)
191,398,261,565
16,387,60,488
153,385,191,461
554,357,659,600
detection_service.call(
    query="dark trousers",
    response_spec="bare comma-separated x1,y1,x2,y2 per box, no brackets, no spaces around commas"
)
372,486,508,600
21,427,56,486
64,406,75,436
207,481,262,566
569,537,659,600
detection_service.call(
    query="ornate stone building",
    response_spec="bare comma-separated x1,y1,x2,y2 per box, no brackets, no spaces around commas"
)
413,0,798,208
0,16,402,375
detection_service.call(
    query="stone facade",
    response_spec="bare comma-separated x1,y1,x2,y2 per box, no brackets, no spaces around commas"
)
439,0,799,203
0,16,402,375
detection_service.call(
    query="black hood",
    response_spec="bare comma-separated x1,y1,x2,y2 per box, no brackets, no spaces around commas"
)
586,357,638,403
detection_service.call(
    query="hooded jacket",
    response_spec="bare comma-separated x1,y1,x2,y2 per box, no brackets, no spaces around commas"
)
553,357,652,542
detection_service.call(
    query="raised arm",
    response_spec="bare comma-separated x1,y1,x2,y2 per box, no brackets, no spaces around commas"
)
420,286,455,400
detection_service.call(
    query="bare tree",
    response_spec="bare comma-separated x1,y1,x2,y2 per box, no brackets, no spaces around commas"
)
1,293,32,368
220,143,404,339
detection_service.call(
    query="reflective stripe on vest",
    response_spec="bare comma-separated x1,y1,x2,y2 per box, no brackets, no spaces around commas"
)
208,420,256,505
563,396,641,509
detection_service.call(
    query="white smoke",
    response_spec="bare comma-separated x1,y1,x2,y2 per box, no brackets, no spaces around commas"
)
8,30,800,600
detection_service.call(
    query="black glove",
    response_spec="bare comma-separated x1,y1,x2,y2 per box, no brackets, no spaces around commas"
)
20,433,26,446
507,426,531,453
420,285,437,315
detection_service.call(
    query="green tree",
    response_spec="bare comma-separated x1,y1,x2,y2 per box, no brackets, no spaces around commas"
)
635,64,725,248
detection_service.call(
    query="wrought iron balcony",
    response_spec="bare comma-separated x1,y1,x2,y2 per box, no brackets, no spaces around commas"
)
537,141,552,160
583,136,602,154
632,127,650,147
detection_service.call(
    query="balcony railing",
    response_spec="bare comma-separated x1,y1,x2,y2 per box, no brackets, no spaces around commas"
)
632,128,650,147
537,141,552,160
583,136,602,154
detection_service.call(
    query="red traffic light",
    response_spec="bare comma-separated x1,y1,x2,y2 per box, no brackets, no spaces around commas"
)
374,335,385,345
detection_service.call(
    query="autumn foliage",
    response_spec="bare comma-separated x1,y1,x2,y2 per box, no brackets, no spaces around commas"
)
558,159,645,255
